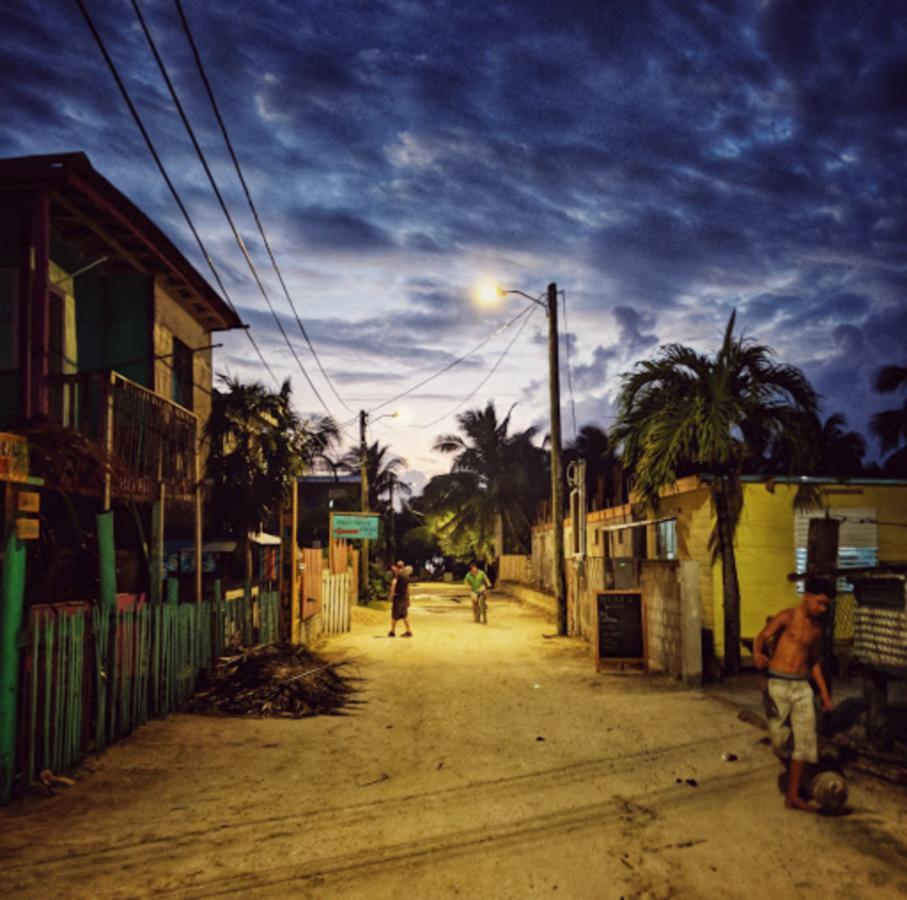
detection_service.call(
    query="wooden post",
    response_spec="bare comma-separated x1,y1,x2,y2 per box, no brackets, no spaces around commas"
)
547,283,567,635
290,477,299,643
102,372,115,511
150,483,165,605
193,420,202,604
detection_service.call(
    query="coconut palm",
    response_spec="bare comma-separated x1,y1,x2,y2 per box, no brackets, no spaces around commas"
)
611,312,818,675
205,375,339,548
428,401,547,559
758,412,865,478
870,364,907,476
339,440,410,561
564,423,623,510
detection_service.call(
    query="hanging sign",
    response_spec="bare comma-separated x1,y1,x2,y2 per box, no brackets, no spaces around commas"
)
331,512,380,541
0,433,28,483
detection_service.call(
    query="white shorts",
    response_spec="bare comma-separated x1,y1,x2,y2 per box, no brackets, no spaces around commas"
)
765,676,818,764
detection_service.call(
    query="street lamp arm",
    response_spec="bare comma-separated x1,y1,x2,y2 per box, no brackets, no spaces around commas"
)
500,288,548,309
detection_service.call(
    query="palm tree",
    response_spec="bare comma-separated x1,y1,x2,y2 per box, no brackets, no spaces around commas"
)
564,424,623,510
611,312,818,675
758,412,865,478
205,375,339,566
870,364,907,476
428,401,547,559
339,440,410,562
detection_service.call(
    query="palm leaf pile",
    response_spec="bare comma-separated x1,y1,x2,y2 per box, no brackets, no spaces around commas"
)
186,643,359,718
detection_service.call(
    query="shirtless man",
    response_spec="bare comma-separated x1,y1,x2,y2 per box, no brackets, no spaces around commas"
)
754,577,835,812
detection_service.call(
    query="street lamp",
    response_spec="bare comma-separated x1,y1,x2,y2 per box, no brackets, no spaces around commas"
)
479,282,568,636
358,408,399,601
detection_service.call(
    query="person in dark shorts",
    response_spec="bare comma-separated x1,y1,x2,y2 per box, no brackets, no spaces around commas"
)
388,560,412,637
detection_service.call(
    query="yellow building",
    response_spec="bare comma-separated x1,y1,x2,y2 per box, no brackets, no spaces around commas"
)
632,475,907,664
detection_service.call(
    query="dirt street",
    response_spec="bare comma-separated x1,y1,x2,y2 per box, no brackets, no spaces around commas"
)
2,584,906,899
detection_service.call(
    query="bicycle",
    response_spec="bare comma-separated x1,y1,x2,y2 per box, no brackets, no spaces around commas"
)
472,588,488,625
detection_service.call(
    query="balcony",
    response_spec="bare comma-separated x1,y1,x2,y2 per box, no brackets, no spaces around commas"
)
39,370,198,501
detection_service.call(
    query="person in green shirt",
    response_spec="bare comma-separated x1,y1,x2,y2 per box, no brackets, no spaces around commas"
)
464,562,492,624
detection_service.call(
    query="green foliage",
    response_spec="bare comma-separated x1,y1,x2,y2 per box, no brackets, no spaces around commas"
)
870,364,907,476
420,401,547,559
204,375,339,538
611,311,819,675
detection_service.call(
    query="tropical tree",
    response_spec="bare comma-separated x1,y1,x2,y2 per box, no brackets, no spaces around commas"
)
563,423,623,510
870,364,907,476
611,312,818,675
426,401,547,560
339,440,410,562
757,412,865,478
205,375,339,564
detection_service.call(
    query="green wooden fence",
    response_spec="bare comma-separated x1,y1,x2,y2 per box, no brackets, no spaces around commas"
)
18,579,280,792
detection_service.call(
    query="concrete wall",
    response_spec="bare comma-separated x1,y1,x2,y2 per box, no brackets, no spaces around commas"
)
640,559,701,683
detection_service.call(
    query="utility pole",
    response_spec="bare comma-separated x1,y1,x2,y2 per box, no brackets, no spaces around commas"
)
547,282,567,635
388,475,396,564
359,409,369,602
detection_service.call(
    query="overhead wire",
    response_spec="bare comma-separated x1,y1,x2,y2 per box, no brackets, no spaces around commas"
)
415,304,539,429
130,0,345,431
73,0,279,388
344,303,536,425
173,0,352,414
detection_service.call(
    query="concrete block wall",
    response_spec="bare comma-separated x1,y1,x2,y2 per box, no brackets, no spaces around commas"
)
641,561,684,677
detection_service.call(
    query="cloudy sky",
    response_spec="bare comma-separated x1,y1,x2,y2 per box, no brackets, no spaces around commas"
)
3,0,906,488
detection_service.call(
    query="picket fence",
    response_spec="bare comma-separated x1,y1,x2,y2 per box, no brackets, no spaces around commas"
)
19,581,280,790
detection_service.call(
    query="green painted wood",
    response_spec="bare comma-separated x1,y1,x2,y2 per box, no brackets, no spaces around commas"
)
97,512,117,613
0,531,26,802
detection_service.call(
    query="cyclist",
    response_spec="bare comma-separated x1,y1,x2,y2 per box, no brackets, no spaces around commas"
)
464,562,492,624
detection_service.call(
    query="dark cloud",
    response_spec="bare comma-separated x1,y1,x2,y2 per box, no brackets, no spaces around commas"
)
2,0,906,474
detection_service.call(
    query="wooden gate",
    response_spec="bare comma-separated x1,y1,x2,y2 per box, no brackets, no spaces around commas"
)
322,570,352,634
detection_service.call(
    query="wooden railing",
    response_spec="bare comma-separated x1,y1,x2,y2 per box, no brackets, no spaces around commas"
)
106,372,198,499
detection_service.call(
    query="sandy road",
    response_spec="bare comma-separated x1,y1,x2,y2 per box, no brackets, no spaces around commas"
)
2,583,906,899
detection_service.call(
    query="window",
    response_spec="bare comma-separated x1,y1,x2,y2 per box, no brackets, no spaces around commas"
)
171,338,193,410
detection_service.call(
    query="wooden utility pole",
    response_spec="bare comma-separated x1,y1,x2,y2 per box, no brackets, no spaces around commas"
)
359,410,369,602
547,282,567,635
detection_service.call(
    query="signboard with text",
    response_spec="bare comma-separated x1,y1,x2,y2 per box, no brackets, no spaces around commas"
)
0,433,29,483
331,512,380,541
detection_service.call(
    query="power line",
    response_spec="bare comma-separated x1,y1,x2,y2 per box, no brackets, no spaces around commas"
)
73,0,279,388
173,0,352,414
415,305,539,429
131,0,340,425
344,304,536,425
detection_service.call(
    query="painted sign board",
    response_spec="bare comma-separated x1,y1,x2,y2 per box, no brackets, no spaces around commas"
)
331,512,380,541
0,433,28,483
17,491,40,513
16,518,39,540
595,590,647,672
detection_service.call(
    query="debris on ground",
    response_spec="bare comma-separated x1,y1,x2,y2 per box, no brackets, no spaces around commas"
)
39,770,76,795
186,642,358,718
721,752,738,762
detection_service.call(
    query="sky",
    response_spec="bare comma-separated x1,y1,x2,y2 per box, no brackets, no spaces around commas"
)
3,0,907,491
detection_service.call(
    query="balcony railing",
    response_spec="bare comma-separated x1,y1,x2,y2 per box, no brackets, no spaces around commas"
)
107,372,198,499
42,370,199,500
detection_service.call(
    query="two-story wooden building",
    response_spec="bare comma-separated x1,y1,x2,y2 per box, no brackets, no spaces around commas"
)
0,152,243,602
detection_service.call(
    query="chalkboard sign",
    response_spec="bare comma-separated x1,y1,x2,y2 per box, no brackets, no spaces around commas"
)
596,591,646,671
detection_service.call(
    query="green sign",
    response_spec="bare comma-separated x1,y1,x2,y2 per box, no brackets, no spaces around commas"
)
331,513,380,541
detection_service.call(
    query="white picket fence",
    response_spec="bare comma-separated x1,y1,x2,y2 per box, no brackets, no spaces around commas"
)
321,570,352,634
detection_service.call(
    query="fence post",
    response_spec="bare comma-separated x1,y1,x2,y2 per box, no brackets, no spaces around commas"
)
0,530,26,802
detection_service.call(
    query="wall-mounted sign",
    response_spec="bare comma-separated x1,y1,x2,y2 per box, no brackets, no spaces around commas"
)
16,518,39,540
0,433,29,483
331,512,380,541
17,491,40,513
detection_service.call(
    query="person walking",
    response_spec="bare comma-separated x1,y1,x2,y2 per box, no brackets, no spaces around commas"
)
388,560,413,637
464,562,492,624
